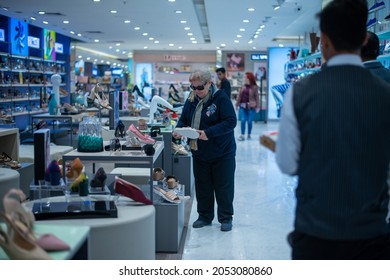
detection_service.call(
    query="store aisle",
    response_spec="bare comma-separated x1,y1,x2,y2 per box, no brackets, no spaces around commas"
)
182,121,297,260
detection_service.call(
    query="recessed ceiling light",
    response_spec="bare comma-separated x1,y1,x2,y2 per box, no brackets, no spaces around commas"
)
116,49,120,52
101,60,104,63
77,33,82,36
144,46,148,49
192,41,197,44
239,28,245,32
93,0,101,2
63,20,69,24
169,43,174,47
134,27,140,30
216,46,220,49
154,40,159,44
122,51,126,54
279,44,284,47
110,10,117,14
30,17,36,20
94,39,99,42
149,37,154,40
116,43,120,46
142,33,148,36
168,0,176,2
70,31,75,34
243,19,249,23
178,46,183,49
78,55,82,59
87,57,91,60
234,40,239,43
184,27,190,30
248,40,253,44
43,21,48,24
124,20,131,23
180,20,187,23
175,10,182,14
260,25,265,28
252,46,257,50
2,7,8,11
248,8,255,12
254,35,258,38
237,35,242,38
220,43,226,47
38,11,45,15
187,33,193,36
109,46,113,49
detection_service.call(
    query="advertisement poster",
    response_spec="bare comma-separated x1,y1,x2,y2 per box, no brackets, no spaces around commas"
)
43,29,56,60
135,63,153,99
10,18,28,56
226,53,245,71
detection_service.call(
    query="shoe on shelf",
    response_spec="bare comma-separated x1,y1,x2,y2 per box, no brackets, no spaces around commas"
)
237,135,245,141
153,167,165,181
385,13,390,21
114,176,152,205
192,219,211,228
114,120,126,138
127,124,155,144
153,186,181,204
221,221,232,232
366,18,377,29
90,83,112,110
368,1,385,13
171,142,188,155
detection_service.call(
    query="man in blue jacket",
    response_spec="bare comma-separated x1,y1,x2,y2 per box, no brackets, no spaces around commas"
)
173,69,237,232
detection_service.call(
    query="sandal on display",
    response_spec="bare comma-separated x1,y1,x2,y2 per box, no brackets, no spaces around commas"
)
0,152,12,163
0,152,21,169
173,127,200,139
114,176,153,205
3,189,70,253
171,142,188,155
153,187,181,204
90,83,112,110
66,157,84,180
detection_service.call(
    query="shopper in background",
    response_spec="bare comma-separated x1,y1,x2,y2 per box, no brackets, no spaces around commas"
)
216,67,231,99
173,69,237,232
275,0,390,259
361,31,390,84
235,72,260,141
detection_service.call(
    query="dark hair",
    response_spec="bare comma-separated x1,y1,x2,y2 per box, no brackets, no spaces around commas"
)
361,31,379,59
245,72,257,86
317,0,368,51
216,67,226,74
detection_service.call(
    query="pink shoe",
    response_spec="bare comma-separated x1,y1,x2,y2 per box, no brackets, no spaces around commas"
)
114,176,153,205
128,124,155,144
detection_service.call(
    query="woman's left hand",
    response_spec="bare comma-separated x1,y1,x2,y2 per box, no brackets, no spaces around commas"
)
197,130,208,140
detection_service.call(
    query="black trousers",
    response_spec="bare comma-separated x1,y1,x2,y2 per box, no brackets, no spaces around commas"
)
192,156,235,223
288,230,390,260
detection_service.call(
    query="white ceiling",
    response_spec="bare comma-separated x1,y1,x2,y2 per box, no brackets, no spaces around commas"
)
0,0,322,62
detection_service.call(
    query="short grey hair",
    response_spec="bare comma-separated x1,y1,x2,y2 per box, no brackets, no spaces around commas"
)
189,70,212,84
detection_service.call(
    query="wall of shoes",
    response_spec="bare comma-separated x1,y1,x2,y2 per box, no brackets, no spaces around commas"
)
367,0,390,68
0,15,71,130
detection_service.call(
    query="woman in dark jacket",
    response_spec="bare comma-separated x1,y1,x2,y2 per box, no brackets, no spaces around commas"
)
173,69,237,232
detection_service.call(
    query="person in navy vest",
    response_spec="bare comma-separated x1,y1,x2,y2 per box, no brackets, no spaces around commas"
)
276,0,390,259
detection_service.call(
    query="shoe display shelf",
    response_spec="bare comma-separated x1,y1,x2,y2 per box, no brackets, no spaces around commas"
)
284,52,322,82
0,51,69,130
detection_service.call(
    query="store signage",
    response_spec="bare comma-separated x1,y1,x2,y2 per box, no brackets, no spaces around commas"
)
0,29,4,41
55,42,63,54
251,54,268,60
164,55,187,61
28,36,40,48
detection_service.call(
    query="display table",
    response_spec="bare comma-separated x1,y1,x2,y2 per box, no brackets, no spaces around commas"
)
19,143,74,163
0,128,19,161
0,223,89,260
24,195,155,260
62,141,164,201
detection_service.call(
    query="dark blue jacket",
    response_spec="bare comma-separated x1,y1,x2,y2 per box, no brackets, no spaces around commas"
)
364,61,390,84
176,88,237,162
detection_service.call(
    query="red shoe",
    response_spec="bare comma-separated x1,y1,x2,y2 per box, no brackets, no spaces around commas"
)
114,176,153,205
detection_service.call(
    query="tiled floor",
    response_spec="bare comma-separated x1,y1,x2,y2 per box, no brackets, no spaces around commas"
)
181,120,298,260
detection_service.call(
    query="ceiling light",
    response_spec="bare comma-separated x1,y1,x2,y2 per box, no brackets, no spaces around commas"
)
109,46,113,49
38,11,45,15
63,20,69,24
216,46,220,49
78,55,82,59
239,28,245,32
149,37,154,40
116,43,120,46
30,17,36,20
87,57,91,60
220,43,226,47
70,31,75,34
237,35,242,38
110,10,117,14
116,49,120,52
169,43,174,46
122,51,126,54
279,44,284,47
273,5,280,10
144,46,148,49
43,21,48,24
252,47,257,50
192,41,197,44
248,40,253,44
154,40,159,43
94,39,99,42
187,32,193,36
260,25,265,28
178,46,183,49
254,35,258,39
184,27,190,30
77,33,82,36
243,19,249,23
101,60,104,63
142,33,148,36
134,27,140,30
93,0,101,2
248,8,255,12
175,10,182,14
168,0,176,2
234,40,239,43
124,20,131,23
180,20,187,23
2,7,8,11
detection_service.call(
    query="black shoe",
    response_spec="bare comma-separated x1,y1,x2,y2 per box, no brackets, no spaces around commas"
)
192,219,211,228
115,120,125,138
221,221,232,232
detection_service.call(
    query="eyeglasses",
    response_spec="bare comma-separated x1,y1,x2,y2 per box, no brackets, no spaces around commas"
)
190,83,207,91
